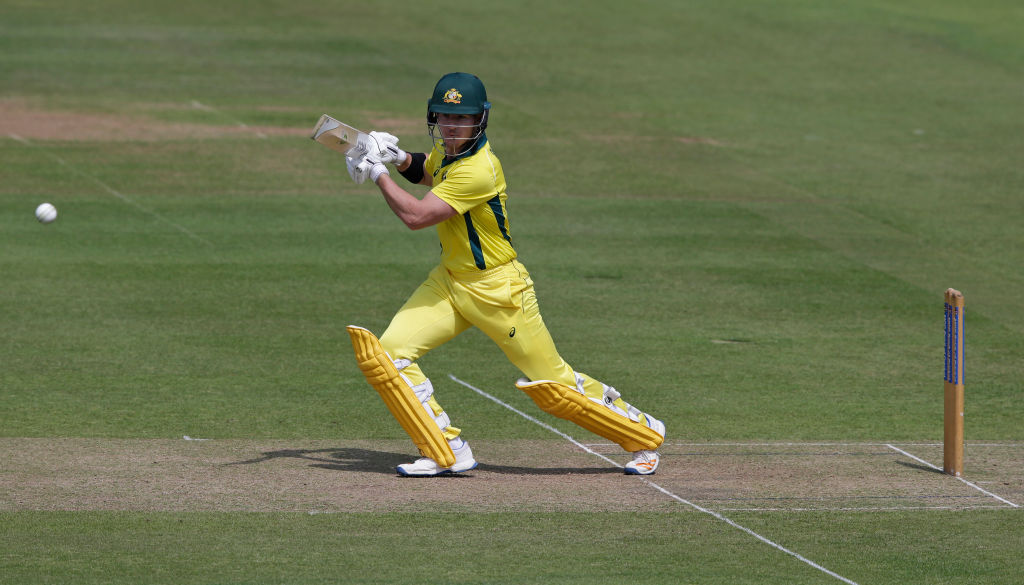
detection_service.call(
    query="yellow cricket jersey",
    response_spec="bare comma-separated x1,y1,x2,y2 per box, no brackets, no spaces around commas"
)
425,137,516,273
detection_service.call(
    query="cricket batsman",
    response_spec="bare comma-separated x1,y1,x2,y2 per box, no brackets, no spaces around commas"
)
344,72,665,476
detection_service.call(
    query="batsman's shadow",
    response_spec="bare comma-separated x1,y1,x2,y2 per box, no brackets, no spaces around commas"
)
226,447,615,476
895,460,946,475
226,447,411,475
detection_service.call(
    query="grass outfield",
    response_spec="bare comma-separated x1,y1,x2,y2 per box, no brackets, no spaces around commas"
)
2,1,1022,584
3,510,1021,585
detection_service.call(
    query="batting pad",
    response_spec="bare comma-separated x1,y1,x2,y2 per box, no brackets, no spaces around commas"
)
516,379,665,452
347,326,456,468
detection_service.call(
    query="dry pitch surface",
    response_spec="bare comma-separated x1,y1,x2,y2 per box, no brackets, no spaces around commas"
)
2,439,1020,514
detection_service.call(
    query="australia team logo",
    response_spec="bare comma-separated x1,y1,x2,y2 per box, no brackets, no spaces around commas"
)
443,88,463,104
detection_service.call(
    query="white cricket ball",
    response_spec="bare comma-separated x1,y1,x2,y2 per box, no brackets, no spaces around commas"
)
35,202,58,224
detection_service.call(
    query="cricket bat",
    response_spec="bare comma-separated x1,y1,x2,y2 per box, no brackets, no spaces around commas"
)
310,114,368,155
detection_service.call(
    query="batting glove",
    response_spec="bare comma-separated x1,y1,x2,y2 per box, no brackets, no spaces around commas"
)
370,131,407,166
346,154,369,185
366,153,390,184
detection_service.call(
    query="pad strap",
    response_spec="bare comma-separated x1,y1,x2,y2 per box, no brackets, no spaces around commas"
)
410,379,452,431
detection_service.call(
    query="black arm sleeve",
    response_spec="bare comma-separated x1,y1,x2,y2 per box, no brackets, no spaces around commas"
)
397,152,427,184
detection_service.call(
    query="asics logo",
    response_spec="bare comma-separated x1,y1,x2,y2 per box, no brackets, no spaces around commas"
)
636,461,657,470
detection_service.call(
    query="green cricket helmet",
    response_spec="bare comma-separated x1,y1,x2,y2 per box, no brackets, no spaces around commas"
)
427,72,491,120
427,73,490,157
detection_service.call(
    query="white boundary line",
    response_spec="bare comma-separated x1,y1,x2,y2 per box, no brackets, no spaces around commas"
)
449,374,862,585
9,133,212,246
886,444,1019,508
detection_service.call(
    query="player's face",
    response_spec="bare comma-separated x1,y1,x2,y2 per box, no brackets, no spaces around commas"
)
437,113,480,155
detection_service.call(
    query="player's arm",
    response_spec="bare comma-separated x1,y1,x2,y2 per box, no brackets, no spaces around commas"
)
372,171,457,230
394,152,433,187
371,132,433,187
364,132,447,227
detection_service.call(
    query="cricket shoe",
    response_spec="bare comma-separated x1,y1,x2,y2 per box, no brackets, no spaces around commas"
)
624,450,660,475
624,415,665,475
397,438,478,477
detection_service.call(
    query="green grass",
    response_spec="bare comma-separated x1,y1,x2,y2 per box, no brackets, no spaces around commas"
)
0,511,768,585
1,0,1022,583
3,510,1021,585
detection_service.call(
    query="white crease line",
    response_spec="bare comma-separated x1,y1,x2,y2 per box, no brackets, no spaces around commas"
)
191,100,267,138
448,375,609,460
587,441,1024,447
9,133,213,246
886,444,1019,508
718,505,1012,512
587,441,907,447
449,374,861,585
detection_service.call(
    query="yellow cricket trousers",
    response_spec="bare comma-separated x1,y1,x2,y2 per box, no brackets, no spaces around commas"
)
379,259,614,438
